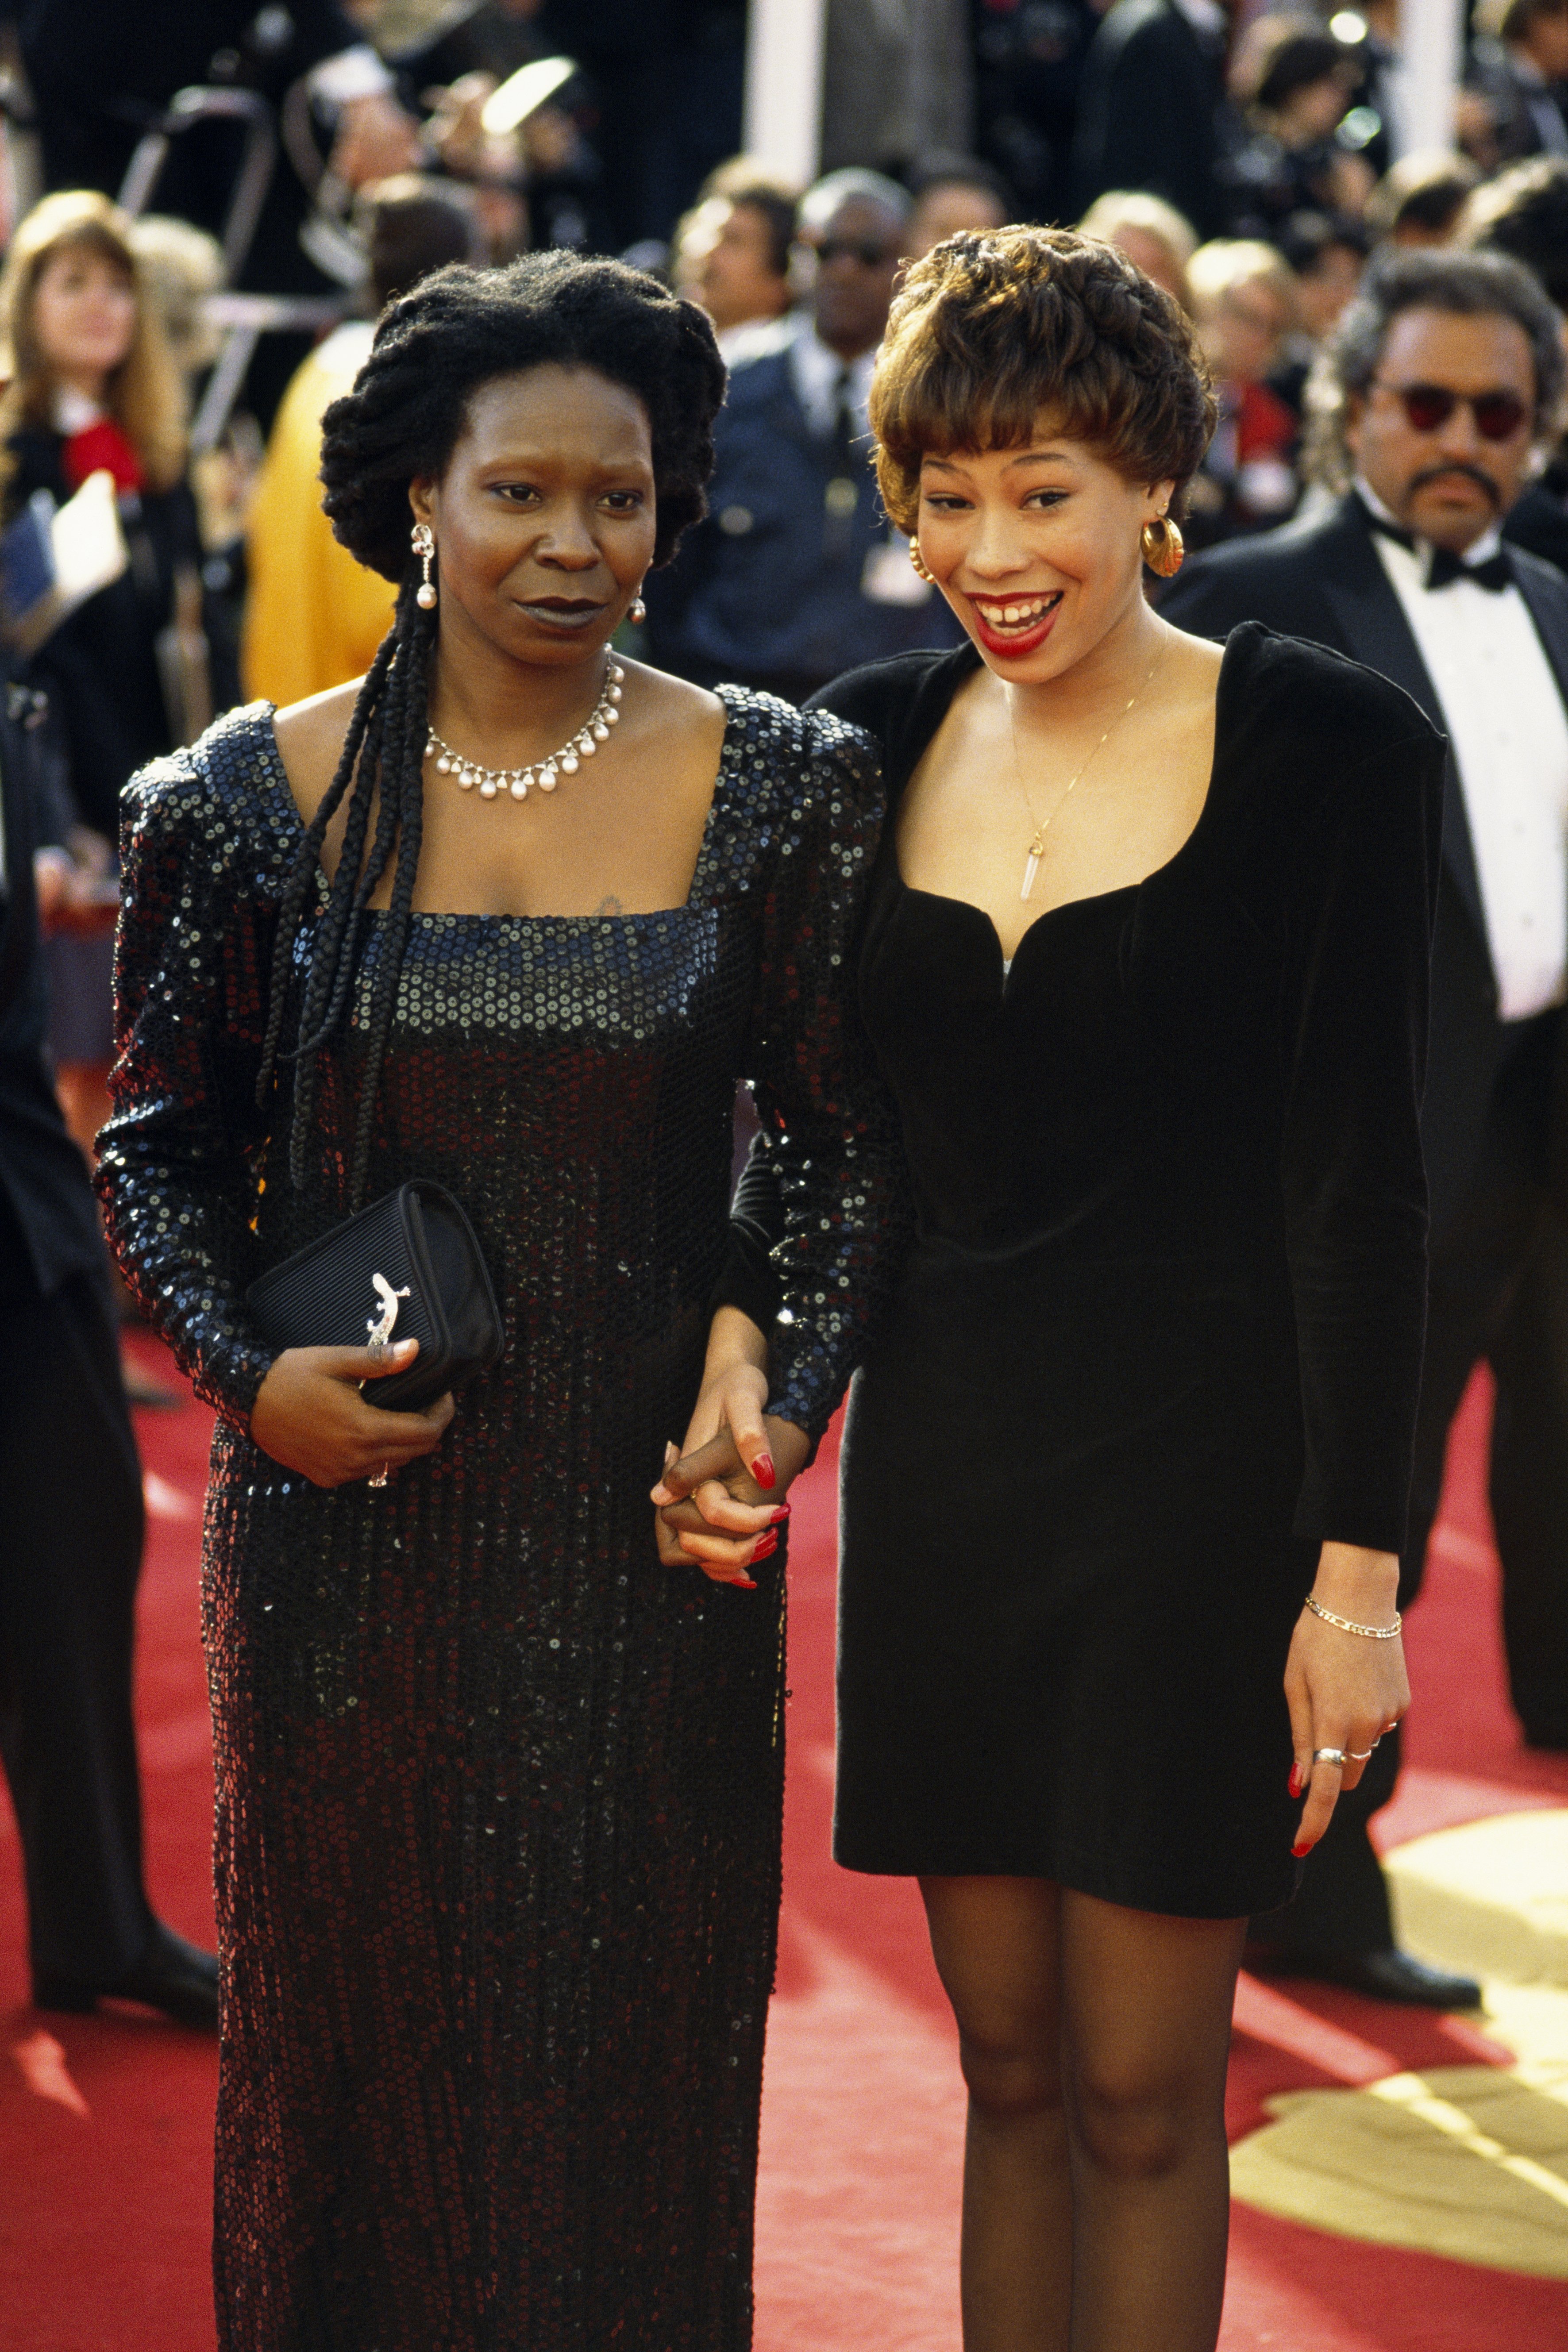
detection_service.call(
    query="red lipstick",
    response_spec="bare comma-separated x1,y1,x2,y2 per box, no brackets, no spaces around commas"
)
967,595,1061,662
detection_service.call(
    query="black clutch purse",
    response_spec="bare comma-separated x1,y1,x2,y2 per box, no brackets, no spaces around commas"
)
244,1180,503,1413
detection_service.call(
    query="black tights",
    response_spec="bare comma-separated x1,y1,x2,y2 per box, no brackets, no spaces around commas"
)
921,1877,1246,2352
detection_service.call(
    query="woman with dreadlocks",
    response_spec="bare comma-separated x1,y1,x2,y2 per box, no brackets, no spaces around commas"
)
95,252,903,2349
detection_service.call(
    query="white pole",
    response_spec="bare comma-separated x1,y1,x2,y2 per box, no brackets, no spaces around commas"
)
1393,0,1464,155
743,0,827,188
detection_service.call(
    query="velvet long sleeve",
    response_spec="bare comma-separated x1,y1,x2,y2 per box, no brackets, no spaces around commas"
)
1279,731,1444,1552
813,624,1445,1916
96,731,287,1425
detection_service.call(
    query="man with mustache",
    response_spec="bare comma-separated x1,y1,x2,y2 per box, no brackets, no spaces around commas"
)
1163,246,1568,2005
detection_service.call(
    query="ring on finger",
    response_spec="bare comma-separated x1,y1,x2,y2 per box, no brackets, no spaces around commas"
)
1312,1746,1347,1768
369,1463,389,1488
1347,1748,1374,1761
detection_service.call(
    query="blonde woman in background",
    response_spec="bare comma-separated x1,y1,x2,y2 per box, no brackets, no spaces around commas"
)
1185,237,1303,544
1076,190,1198,310
0,189,214,1159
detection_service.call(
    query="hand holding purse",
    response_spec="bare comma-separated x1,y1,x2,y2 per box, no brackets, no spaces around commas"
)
245,1181,502,1414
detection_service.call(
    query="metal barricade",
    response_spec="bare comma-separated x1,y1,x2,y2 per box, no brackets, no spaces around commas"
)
117,87,351,447
117,85,277,287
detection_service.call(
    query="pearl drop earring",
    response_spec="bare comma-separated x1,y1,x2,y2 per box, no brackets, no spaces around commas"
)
412,521,437,610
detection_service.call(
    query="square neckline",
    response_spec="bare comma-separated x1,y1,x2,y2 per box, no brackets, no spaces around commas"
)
252,684,755,925
890,631,1237,991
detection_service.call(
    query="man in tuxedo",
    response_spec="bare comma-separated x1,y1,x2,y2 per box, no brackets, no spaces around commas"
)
0,686,217,2028
1162,246,1568,2007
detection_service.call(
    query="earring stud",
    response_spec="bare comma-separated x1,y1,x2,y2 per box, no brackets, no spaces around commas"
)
412,521,438,610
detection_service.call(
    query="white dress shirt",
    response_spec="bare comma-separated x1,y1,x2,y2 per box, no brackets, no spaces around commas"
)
1360,482,1568,1020
787,322,876,441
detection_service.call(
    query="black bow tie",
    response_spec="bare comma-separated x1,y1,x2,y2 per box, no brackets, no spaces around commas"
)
1368,513,1512,592
1426,544,1513,591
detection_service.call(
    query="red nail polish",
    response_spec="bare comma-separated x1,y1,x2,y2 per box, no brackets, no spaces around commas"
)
1288,1766,1302,1798
1291,1841,1311,1858
752,1530,778,1560
754,1453,776,1490
769,1504,791,1524
733,1575,757,1591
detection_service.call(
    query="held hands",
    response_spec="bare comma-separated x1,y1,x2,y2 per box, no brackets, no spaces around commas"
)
650,1309,810,1586
1284,1541,1410,1855
250,1339,455,1489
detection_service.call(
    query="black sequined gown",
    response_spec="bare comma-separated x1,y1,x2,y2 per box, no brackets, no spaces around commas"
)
96,691,901,2352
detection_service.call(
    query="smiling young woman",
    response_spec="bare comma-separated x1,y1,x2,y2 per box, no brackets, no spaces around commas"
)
667,226,1449,2351
94,252,903,2350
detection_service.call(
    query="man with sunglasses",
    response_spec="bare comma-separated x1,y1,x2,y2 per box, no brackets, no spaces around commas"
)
643,168,962,702
1163,246,1568,2007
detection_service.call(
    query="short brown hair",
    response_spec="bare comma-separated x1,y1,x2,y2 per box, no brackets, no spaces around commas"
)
871,227,1216,533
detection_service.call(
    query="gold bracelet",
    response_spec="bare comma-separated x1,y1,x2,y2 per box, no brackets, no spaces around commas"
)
1304,1592,1402,1640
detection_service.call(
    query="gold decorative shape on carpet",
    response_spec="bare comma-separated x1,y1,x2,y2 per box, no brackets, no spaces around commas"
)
1230,1809,1568,2275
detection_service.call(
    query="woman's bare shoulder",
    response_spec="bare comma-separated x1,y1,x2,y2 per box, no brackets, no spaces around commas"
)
270,680,363,826
619,658,724,734
613,658,728,787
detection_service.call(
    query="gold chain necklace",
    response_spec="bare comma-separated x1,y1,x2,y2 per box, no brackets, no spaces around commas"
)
1008,639,1167,900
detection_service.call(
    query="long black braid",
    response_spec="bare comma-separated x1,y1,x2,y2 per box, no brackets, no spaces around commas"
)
254,249,726,1210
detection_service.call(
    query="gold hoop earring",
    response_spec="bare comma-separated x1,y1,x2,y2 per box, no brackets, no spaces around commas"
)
909,538,936,584
1140,515,1184,578
412,521,438,609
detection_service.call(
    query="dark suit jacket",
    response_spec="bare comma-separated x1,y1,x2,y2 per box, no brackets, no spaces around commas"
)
1467,38,1568,166
1160,490,1568,1239
642,336,959,689
1071,0,1229,239
0,690,110,1307
1506,476,1568,577
6,430,205,839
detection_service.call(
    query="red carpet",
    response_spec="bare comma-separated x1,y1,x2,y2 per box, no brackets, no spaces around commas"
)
2,1350,1564,2349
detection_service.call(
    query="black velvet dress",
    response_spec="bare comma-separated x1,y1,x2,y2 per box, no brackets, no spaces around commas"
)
808,623,1445,1919
95,689,902,2351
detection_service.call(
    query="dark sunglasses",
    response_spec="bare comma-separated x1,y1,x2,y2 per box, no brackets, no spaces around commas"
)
1372,379,1530,440
811,237,897,268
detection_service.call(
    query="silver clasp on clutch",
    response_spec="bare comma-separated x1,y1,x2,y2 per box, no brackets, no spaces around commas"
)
366,1272,411,1363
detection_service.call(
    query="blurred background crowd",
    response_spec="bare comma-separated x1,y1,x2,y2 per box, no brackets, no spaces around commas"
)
2,0,1567,2034
0,0,1560,1315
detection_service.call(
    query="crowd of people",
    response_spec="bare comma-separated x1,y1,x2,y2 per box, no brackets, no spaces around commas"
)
2,4,1568,2351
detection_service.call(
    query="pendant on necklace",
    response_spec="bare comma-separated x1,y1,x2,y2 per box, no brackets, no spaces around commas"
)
1021,840,1043,901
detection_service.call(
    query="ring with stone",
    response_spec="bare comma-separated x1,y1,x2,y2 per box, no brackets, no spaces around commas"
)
370,1463,389,1489
1312,1746,1347,1768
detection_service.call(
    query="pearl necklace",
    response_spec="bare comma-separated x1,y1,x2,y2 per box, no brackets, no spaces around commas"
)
425,660,625,801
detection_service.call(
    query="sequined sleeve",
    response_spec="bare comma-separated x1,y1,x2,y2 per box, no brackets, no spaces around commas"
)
95,720,287,1425
739,708,913,1443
